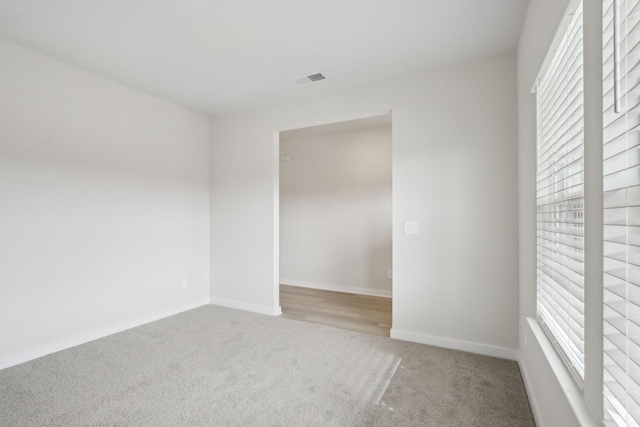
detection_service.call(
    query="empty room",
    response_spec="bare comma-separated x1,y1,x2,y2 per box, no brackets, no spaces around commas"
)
0,0,633,426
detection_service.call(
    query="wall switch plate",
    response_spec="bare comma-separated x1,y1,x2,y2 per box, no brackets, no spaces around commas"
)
404,220,418,235
387,269,393,279
180,278,188,290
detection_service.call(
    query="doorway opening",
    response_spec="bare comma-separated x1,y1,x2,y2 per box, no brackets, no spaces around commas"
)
277,114,392,336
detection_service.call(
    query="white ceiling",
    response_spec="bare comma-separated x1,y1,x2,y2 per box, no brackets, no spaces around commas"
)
0,0,529,116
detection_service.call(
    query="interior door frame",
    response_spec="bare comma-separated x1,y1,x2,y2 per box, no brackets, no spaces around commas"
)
273,111,393,315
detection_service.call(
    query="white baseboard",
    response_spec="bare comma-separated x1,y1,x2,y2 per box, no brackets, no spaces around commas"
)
211,298,282,316
280,279,392,298
390,328,517,361
0,298,210,371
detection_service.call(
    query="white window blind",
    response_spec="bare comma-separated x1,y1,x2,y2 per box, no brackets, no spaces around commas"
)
603,0,640,425
536,0,585,382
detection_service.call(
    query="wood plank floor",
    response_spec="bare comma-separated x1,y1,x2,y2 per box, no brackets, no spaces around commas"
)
279,284,392,337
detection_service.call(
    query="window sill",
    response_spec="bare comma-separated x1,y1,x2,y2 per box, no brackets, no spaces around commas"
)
523,317,600,427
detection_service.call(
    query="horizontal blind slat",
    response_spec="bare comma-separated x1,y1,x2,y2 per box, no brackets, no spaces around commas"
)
603,0,640,424
536,0,585,384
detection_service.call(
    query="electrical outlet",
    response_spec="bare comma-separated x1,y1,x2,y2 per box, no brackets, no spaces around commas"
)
180,278,188,290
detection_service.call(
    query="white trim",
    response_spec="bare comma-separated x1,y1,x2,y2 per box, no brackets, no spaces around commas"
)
280,279,392,298
0,299,210,371
531,0,584,93
211,298,282,316
523,317,599,427
390,328,517,361
518,353,547,427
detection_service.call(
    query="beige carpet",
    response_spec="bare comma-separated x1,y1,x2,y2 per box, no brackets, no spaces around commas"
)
0,305,535,426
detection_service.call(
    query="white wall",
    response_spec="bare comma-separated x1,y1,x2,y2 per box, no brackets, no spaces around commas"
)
210,52,519,358
279,125,392,297
517,0,602,425
0,38,211,368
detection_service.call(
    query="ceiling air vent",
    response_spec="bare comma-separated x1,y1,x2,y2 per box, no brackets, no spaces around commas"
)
292,73,327,86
